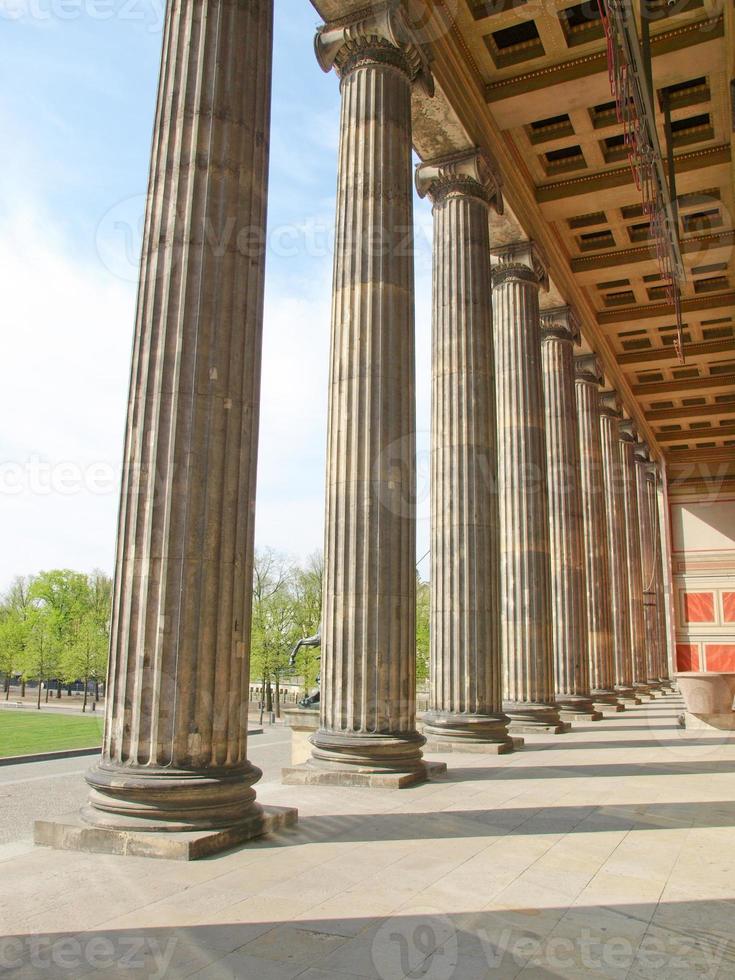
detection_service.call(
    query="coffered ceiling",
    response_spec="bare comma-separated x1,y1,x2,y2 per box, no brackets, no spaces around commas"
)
311,0,734,489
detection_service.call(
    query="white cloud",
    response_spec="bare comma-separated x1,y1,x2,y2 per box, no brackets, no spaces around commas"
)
0,203,133,588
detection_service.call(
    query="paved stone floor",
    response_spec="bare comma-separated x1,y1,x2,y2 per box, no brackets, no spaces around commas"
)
1,696,734,979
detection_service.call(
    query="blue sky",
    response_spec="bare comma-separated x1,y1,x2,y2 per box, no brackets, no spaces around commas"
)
0,0,434,590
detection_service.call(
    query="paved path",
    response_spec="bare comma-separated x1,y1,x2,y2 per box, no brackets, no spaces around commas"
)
1,699,734,979
0,728,290,848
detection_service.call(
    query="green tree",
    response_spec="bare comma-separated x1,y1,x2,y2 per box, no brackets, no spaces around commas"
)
23,604,60,709
60,608,108,712
84,570,112,702
30,570,90,699
416,575,430,687
290,551,323,694
251,549,299,719
0,609,26,698
0,577,34,698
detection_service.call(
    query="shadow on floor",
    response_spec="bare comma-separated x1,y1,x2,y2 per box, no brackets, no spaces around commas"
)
287,800,735,843
568,725,683,733
4,900,733,979
432,759,735,782
518,737,734,752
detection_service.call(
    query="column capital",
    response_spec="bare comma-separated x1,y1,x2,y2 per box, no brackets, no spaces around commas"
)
315,0,433,94
619,419,638,443
574,353,603,386
634,441,651,464
540,305,581,345
415,148,503,212
491,240,549,291
599,390,623,419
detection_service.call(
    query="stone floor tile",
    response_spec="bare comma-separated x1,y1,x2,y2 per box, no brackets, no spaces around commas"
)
239,924,349,966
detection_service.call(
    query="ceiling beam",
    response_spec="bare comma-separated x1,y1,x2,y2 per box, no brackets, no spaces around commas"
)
617,339,735,366
572,231,735,275
647,402,735,421
598,292,735,326
634,373,735,396
656,424,735,443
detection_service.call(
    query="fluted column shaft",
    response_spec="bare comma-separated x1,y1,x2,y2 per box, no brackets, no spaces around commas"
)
652,481,672,682
492,243,565,733
86,0,274,831
575,357,619,707
541,310,597,720
416,152,510,749
303,9,435,781
636,449,661,687
599,393,636,698
619,424,649,692
646,465,668,687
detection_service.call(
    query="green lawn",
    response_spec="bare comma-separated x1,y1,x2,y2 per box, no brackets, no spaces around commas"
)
0,711,104,758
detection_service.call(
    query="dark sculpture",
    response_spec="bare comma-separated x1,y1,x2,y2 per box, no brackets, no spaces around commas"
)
289,626,321,709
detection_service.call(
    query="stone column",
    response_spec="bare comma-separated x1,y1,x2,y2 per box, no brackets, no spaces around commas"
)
619,421,650,697
540,308,600,723
647,462,670,691
635,444,663,691
575,356,623,711
35,0,297,860
654,475,674,688
599,392,638,704
491,242,567,734
284,6,443,788
416,150,512,753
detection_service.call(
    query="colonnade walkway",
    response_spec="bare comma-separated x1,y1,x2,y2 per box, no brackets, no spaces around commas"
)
2,696,734,979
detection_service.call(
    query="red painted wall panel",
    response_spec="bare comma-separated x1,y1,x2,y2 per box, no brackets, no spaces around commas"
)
684,592,715,623
705,645,735,672
723,593,735,624
676,643,699,671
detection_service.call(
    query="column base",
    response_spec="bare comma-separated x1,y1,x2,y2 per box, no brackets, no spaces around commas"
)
503,702,570,735
559,707,603,723
614,686,642,706
282,729,446,789
34,804,297,861
84,760,266,832
592,690,625,713
282,759,446,789
556,696,602,722
646,680,666,697
421,711,514,753
423,739,515,755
